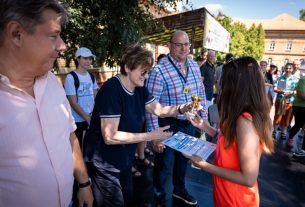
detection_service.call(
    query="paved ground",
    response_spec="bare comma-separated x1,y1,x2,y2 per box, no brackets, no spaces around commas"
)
133,133,305,207
133,105,305,207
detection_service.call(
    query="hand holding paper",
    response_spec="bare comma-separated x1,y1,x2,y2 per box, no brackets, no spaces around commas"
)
189,154,208,169
162,131,216,160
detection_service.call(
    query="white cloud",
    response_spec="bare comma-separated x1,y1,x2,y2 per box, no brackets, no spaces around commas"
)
289,1,296,5
204,4,223,16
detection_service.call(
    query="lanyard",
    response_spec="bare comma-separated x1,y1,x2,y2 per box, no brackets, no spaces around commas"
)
168,56,188,83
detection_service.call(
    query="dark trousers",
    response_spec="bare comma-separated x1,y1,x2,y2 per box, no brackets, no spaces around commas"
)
75,121,88,150
153,118,195,203
289,106,305,140
87,162,133,207
205,92,213,101
72,122,89,207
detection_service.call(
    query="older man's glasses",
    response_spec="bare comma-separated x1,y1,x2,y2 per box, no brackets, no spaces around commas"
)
171,42,191,48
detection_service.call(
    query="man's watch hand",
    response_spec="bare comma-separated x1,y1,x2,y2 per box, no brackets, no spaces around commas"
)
78,178,92,188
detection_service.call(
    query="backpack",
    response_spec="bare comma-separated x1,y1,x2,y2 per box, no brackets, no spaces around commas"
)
69,71,95,99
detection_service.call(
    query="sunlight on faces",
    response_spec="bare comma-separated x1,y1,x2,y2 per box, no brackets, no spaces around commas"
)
169,32,190,62
77,56,93,70
285,66,293,74
22,9,66,76
127,64,150,88
260,61,267,73
293,60,300,70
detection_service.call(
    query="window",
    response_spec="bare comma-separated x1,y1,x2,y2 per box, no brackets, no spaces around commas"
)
269,41,275,51
303,45,305,51
284,59,289,65
268,58,272,65
286,41,292,51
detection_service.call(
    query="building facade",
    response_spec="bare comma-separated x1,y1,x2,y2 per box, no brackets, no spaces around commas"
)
240,13,305,70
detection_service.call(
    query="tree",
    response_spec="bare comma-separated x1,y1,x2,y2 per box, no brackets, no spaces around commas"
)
244,24,265,60
60,0,186,68
300,9,305,21
215,13,265,61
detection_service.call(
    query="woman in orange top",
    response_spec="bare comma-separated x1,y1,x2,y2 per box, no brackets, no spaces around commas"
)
187,56,274,207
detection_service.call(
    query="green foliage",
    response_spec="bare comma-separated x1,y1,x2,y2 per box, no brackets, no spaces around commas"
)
215,13,265,61
300,9,305,21
60,0,184,68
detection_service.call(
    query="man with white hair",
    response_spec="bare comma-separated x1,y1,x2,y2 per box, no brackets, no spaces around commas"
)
292,59,301,80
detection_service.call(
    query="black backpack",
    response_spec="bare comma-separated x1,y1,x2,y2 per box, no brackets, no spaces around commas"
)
69,71,95,98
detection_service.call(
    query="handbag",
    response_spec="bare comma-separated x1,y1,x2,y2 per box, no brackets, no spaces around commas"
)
277,97,286,115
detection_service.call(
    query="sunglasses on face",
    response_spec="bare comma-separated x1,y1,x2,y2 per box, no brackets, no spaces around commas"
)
140,70,149,76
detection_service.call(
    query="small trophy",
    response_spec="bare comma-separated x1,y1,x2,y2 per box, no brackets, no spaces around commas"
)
191,95,201,109
186,95,202,119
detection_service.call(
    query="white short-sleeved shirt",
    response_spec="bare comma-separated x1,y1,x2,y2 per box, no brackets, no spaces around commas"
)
64,71,98,122
0,72,76,207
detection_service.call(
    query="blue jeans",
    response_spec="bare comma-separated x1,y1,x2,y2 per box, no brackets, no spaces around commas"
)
153,118,196,203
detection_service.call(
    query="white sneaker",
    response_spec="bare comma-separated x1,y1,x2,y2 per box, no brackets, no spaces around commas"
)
293,150,305,157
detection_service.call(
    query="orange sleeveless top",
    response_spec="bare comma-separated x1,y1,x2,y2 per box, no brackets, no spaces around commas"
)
213,112,263,207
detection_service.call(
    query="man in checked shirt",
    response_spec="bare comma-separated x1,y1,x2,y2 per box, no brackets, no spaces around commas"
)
145,30,208,206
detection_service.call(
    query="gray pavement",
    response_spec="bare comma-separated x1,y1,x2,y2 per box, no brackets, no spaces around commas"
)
134,105,305,207
134,136,305,207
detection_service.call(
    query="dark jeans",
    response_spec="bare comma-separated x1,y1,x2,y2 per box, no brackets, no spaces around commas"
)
205,92,213,101
72,121,89,207
87,162,133,207
153,118,196,203
289,106,305,140
75,121,88,149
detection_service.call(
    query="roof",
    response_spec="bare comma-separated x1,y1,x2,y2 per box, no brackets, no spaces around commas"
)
143,7,208,47
234,13,305,31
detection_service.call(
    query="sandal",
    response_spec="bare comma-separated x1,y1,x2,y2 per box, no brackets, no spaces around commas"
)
132,166,141,177
144,148,154,156
137,158,154,168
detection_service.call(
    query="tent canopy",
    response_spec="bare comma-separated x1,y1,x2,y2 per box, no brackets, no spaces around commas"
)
143,7,208,49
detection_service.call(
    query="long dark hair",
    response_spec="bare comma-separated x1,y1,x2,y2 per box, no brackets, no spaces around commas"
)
218,56,273,152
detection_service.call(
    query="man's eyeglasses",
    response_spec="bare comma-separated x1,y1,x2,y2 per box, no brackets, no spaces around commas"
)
171,42,191,48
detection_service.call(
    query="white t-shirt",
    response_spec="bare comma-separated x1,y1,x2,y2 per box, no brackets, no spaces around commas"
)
64,71,98,122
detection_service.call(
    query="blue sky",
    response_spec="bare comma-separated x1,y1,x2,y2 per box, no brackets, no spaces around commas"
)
181,0,305,19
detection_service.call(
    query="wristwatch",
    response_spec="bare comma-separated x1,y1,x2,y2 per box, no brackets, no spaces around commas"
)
78,178,92,188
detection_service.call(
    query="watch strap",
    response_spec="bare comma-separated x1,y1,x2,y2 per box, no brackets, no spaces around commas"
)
78,178,91,188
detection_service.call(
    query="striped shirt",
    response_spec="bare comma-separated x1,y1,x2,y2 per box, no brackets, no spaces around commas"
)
145,54,207,131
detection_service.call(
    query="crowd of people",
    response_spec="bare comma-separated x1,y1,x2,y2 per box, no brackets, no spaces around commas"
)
1,0,304,207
